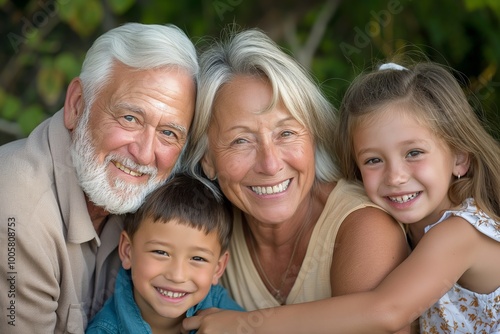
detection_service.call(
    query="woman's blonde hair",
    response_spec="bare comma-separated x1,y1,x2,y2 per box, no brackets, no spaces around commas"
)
183,27,339,197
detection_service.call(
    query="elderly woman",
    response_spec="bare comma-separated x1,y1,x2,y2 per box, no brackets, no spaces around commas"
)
182,28,411,333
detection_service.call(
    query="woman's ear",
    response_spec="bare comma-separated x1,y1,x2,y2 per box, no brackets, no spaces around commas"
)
201,153,216,180
211,251,229,285
454,151,471,178
63,78,84,131
118,231,133,270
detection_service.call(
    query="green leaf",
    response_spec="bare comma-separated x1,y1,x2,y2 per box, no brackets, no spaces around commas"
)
2,95,21,121
58,0,103,36
55,53,82,80
18,105,46,135
37,65,65,106
107,0,135,15
57,0,80,21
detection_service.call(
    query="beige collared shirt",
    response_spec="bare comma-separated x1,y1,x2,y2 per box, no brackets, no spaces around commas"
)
0,110,123,333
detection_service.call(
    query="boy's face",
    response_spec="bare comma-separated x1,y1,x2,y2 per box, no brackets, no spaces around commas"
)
119,218,229,325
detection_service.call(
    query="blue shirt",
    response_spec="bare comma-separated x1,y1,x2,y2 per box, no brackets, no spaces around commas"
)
86,267,244,333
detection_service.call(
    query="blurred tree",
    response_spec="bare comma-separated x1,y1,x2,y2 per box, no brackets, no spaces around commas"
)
0,0,499,144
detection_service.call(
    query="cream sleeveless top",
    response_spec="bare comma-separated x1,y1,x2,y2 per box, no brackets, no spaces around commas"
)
221,179,404,311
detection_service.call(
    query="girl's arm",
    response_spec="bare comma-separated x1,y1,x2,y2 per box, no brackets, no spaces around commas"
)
183,216,480,333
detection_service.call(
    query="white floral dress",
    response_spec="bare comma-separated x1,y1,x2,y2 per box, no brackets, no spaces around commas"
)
420,198,500,333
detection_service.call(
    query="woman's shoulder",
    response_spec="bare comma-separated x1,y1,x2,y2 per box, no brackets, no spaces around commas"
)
323,179,378,210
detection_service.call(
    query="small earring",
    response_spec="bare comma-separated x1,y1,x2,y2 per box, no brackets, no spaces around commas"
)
457,174,461,180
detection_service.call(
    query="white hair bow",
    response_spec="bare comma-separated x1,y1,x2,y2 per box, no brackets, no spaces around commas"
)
378,62,408,71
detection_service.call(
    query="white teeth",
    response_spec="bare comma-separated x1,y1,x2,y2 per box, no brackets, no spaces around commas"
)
156,287,186,298
389,192,419,203
114,161,143,177
251,179,290,195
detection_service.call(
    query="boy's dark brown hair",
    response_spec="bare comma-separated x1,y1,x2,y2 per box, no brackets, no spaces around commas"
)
124,173,233,253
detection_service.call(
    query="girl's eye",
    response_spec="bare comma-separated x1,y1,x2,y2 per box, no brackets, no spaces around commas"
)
365,157,381,165
407,150,422,158
192,256,207,262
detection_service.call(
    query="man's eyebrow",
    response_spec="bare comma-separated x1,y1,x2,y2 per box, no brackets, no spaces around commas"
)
164,122,188,135
115,102,144,114
116,102,188,135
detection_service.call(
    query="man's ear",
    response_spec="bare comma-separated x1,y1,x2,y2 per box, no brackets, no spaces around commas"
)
212,251,229,285
454,151,471,178
118,231,133,270
201,153,216,180
64,78,84,131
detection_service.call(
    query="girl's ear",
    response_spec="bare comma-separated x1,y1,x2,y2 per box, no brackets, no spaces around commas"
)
211,251,229,285
454,151,471,178
201,153,216,180
118,231,133,270
63,78,85,131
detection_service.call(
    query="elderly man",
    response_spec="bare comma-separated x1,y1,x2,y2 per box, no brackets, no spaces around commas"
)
0,23,198,333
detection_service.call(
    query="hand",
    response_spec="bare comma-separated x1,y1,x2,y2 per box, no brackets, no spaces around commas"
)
182,309,250,334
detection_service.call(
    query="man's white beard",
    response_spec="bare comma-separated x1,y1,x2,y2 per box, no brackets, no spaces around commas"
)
70,110,164,215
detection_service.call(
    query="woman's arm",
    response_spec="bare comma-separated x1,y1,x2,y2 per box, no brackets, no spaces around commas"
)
330,207,409,295
183,217,479,333
330,207,414,333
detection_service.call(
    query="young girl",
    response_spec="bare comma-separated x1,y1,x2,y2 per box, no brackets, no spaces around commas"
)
334,60,500,332
182,60,500,334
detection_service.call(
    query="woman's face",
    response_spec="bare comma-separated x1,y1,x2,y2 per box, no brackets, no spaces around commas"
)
202,75,316,224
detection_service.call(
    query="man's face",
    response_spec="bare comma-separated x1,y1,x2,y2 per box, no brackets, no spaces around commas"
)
70,64,196,214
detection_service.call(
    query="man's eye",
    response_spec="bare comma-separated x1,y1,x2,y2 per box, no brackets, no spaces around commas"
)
162,130,175,137
123,115,136,122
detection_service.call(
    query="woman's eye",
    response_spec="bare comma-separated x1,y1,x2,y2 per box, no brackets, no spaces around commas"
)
281,130,293,137
233,138,248,145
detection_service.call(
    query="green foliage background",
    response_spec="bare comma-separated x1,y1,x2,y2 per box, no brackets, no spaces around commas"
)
1,0,499,144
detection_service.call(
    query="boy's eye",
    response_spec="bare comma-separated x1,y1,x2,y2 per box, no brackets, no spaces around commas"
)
153,250,169,256
192,256,207,262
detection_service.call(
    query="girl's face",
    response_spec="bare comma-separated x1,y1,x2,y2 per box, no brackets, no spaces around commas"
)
202,75,316,224
352,104,463,229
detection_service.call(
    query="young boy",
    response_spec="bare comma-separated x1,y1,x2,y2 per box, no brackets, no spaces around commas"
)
86,173,244,334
